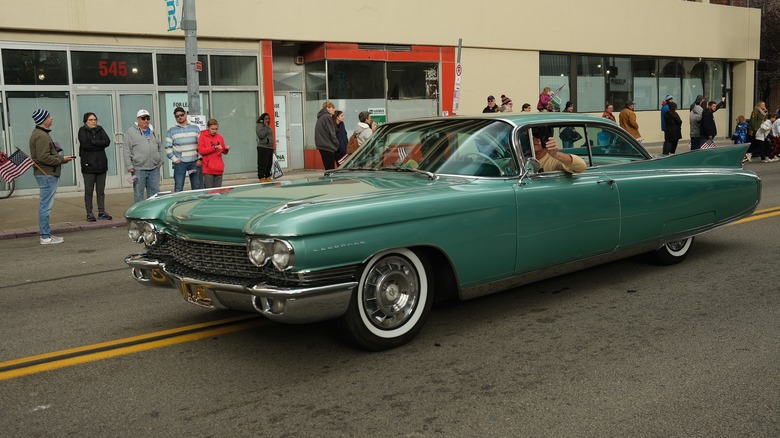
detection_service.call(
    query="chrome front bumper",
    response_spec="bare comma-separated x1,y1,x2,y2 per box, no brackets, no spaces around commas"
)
125,253,356,324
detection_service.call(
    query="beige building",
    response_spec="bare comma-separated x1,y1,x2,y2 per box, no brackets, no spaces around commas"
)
0,0,761,195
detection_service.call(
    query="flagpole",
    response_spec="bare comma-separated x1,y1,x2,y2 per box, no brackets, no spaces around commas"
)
15,146,48,177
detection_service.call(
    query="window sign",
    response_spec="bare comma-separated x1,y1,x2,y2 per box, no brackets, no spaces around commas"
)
71,51,154,84
274,96,289,168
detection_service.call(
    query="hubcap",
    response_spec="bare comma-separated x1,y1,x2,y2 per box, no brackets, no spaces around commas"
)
362,255,419,330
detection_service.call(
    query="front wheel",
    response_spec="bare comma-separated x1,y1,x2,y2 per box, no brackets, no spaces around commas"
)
650,236,694,265
342,248,433,351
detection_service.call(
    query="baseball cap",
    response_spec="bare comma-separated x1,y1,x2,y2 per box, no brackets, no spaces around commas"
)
136,109,150,118
487,95,495,101
625,99,634,105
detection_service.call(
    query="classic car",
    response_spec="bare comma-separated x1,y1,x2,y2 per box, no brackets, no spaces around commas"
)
125,114,761,350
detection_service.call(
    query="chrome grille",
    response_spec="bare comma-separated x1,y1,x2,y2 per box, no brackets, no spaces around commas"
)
147,235,359,286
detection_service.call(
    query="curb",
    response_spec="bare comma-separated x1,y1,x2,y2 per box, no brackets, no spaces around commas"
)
0,219,127,240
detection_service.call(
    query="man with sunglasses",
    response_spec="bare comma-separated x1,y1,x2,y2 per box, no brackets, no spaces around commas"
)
165,106,202,192
124,109,163,203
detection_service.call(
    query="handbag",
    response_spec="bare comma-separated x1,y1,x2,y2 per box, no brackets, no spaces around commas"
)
346,133,360,154
271,153,284,179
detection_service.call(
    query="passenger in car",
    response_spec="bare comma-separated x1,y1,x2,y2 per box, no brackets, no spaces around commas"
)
531,127,586,174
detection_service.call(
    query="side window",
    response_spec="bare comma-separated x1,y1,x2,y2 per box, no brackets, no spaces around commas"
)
548,124,589,166
584,125,647,166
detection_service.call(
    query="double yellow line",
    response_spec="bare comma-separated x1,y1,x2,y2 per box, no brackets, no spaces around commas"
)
729,206,780,225
0,315,267,381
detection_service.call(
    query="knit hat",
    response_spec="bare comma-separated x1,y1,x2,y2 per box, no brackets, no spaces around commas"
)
32,108,50,125
501,95,512,106
665,94,674,101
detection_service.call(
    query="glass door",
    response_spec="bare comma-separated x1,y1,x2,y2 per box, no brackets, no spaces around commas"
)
75,92,154,189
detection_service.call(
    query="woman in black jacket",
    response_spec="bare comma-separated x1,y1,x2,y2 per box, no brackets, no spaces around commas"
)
78,112,112,221
663,102,683,155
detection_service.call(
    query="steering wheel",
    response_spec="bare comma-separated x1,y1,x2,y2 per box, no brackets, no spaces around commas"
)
463,152,503,176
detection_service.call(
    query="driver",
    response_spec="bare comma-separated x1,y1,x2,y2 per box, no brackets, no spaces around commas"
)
532,127,586,174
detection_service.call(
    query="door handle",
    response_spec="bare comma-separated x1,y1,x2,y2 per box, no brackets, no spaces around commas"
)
597,179,615,187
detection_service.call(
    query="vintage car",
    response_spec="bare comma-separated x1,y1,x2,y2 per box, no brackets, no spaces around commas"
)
125,114,761,350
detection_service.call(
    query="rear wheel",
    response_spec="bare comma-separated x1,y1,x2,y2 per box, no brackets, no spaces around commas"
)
651,236,694,265
342,248,433,351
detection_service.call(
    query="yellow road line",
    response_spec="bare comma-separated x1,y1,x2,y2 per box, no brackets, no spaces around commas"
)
0,314,258,368
0,319,267,381
729,209,780,225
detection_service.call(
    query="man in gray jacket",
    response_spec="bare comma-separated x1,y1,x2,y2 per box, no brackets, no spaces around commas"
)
123,109,163,203
314,101,338,169
689,95,704,150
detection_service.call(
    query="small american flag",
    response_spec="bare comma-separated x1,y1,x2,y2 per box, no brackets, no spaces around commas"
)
396,147,410,161
0,150,34,182
701,140,717,149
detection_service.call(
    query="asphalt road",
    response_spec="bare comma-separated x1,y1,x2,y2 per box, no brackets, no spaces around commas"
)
1,163,778,437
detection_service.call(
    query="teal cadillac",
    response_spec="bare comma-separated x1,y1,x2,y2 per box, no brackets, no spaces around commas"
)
125,114,760,350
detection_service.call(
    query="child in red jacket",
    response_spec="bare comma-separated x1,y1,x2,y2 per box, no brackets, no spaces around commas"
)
197,118,230,188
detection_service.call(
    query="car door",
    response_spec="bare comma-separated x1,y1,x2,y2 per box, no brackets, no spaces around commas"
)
512,125,620,274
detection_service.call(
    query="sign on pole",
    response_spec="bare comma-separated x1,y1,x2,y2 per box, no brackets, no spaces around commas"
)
165,0,182,31
453,63,462,115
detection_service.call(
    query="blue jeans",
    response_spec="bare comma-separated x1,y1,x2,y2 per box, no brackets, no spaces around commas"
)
133,167,161,203
173,161,200,192
34,174,59,238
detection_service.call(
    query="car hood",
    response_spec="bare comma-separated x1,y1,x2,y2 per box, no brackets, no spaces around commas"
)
125,174,473,240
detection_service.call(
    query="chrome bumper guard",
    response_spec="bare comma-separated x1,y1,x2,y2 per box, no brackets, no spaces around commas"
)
125,253,356,324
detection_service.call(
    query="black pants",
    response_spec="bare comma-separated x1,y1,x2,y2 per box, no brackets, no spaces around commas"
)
319,149,335,170
257,147,273,179
83,172,106,213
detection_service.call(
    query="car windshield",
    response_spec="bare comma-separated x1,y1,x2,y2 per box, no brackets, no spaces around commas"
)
342,119,519,177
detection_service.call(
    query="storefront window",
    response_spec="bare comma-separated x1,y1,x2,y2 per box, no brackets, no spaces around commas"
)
577,55,605,113
2,49,68,85
156,54,208,86
71,51,154,84
328,61,384,99
210,55,257,86
211,91,258,175
632,58,657,110
605,57,632,111
387,62,438,100
6,91,73,190
274,71,303,91
659,58,683,108
540,53,570,111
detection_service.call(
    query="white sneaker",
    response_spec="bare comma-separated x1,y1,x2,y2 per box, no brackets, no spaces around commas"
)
40,235,64,245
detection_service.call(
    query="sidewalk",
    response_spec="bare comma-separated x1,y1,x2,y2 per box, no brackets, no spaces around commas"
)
0,170,324,240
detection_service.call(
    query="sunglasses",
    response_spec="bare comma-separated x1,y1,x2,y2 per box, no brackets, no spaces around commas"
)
175,113,186,118
139,116,150,121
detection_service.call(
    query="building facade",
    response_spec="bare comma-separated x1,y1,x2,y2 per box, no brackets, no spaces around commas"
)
0,0,761,195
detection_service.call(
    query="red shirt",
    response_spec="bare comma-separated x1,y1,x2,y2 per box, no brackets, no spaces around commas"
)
197,130,229,175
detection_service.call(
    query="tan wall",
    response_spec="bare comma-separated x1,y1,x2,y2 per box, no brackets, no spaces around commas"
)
0,0,761,59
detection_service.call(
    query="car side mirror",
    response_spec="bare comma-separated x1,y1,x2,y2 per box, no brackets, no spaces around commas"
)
524,158,541,175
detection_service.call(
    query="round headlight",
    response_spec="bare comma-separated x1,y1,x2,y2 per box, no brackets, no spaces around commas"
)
271,240,294,270
142,222,157,246
128,221,142,243
248,239,271,267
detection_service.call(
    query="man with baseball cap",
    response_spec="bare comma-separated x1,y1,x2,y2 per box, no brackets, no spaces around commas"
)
29,108,74,245
483,95,499,113
123,109,163,203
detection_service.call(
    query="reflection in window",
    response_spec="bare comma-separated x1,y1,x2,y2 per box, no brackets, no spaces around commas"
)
577,55,605,113
328,61,384,99
632,58,657,110
540,53,571,111
210,55,257,86
2,49,68,85
387,63,438,100
156,54,208,86
659,58,683,108
211,91,259,175
606,57,631,111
